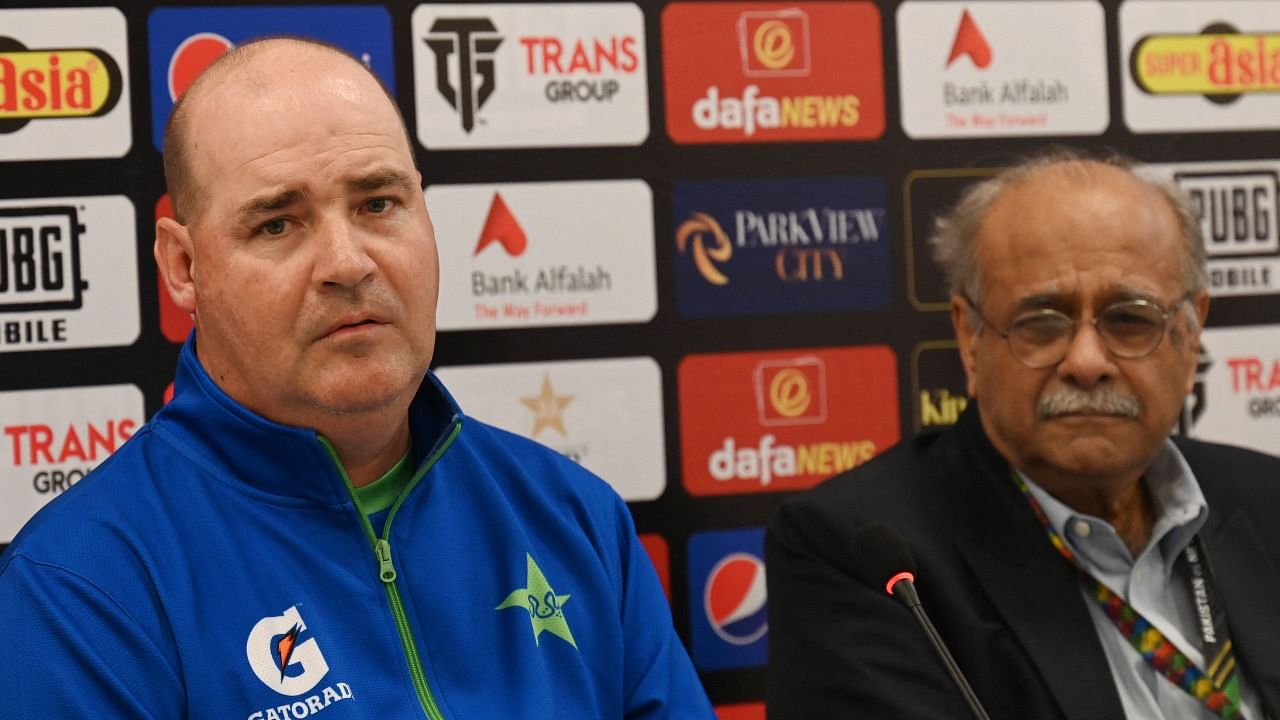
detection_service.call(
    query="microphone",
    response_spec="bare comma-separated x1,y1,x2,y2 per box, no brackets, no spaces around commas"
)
850,522,992,720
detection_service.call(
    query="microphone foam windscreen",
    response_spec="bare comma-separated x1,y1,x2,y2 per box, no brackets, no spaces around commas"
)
848,522,917,591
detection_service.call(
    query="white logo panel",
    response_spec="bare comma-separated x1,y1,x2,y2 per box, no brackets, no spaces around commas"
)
1121,1,1280,133
1141,160,1280,298
435,357,666,501
897,1,1108,138
0,384,144,542
428,180,656,330
0,196,140,352
0,8,131,160
413,3,648,148
1187,325,1280,458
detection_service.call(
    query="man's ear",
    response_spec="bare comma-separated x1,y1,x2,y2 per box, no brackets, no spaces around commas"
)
951,294,980,397
1184,288,1210,393
155,217,197,314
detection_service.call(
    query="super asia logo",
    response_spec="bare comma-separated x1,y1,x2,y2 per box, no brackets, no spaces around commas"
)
1133,24,1280,102
245,606,355,720
0,37,123,131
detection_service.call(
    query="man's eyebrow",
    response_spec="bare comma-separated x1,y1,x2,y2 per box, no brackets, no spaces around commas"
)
346,169,418,194
237,188,308,218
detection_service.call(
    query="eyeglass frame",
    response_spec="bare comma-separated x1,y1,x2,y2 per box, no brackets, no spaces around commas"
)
960,292,1193,369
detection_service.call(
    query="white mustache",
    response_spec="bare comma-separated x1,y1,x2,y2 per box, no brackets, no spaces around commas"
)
1037,386,1141,419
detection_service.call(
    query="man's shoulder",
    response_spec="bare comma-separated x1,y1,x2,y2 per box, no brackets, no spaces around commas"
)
1175,436,1280,497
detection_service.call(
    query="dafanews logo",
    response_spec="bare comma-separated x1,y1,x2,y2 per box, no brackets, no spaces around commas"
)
912,340,970,431
673,177,889,318
896,1,1108,138
663,2,884,143
1183,326,1280,457
1143,160,1280,298
428,180,656,330
0,196,139,353
148,6,395,151
1122,2,1280,132
0,8,130,160
679,346,899,496
245,606,354,720
413,4,648,149
687,528,767,670
0,384,143,543
434,357,666,501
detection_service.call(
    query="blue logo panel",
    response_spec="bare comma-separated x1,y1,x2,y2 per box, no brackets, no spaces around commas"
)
687,527,767,671
673,177,890,318
148,5,395,151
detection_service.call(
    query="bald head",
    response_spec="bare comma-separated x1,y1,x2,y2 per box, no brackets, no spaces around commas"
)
162,37,413,224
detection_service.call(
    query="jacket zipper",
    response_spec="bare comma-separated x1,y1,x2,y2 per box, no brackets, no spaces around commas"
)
322,420,462,720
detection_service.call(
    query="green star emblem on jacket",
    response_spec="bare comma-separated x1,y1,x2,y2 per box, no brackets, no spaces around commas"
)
497,552,578,650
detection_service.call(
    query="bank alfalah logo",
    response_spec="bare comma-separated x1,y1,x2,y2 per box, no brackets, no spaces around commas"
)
424,17,503,133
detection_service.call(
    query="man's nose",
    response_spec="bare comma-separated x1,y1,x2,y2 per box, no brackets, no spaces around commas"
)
1055,320,1117,388
315,216,376,288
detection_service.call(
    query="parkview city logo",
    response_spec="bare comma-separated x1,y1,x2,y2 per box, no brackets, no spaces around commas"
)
148,5,395,150
679,346,899,496
673,177,889,318
0,196,139,353
663,2,884,143
1142,160,1280,298
413,4,648,149
0,384,143,543
896,1,1108,138
434,357,666,501
0,8,130,160
427,180,656,330
1122,2,1280,132
1184,325,1280,457
687,528,768,670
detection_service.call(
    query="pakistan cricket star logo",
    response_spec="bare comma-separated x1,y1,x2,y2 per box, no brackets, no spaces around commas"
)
497,553,578,649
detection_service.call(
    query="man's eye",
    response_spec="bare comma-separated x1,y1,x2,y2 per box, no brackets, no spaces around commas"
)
260,218,288,236
365,198,391,213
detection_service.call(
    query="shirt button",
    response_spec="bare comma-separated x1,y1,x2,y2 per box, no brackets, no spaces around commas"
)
1073,520,1091,538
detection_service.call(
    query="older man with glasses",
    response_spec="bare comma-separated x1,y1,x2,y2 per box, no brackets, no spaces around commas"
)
767,149,1280,720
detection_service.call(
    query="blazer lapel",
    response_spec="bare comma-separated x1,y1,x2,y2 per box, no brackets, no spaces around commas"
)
949,409,1126,720
1200,508,1280,718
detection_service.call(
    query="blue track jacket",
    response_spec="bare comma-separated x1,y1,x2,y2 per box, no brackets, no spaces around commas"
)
0,339,714,720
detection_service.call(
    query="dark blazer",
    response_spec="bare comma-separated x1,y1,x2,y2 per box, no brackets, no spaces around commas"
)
766,404,1280,719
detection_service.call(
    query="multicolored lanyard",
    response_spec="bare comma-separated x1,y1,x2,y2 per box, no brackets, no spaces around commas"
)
1012,472,1244,719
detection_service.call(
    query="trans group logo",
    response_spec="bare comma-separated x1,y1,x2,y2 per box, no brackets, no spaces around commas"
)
148,5,395,150
1143,160,1280,297
0,196,139,353
687,528,768,670
0,384,143,543
679,346,899,496
896,1,1108,138
663,2,884,144
0,8,131,160
434,357,666,501
427,180,656,330
413,4,648,149
1183,325,1280,457
673,177,890,318
1122,2,1280,132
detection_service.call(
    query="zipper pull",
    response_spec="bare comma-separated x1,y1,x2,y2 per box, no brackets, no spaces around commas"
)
376,539,397,583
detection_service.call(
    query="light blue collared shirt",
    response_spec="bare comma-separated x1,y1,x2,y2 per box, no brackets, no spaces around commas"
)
1022,439,1264,720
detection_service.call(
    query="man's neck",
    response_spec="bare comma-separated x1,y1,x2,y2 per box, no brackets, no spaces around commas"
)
1032,471,1155,557
323,410,413,488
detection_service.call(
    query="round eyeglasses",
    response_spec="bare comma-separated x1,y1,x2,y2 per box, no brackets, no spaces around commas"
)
963,294,1189,369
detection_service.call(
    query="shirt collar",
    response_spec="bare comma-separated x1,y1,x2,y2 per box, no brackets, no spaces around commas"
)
1019,439,1208,575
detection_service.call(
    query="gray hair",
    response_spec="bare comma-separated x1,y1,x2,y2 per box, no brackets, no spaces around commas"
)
928,148,1208,322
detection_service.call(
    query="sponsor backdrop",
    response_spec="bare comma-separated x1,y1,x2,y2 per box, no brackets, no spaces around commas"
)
2,0,1279,713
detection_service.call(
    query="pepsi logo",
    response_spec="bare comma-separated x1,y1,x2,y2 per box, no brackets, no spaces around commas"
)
703,552,767,645
167,32,231,101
